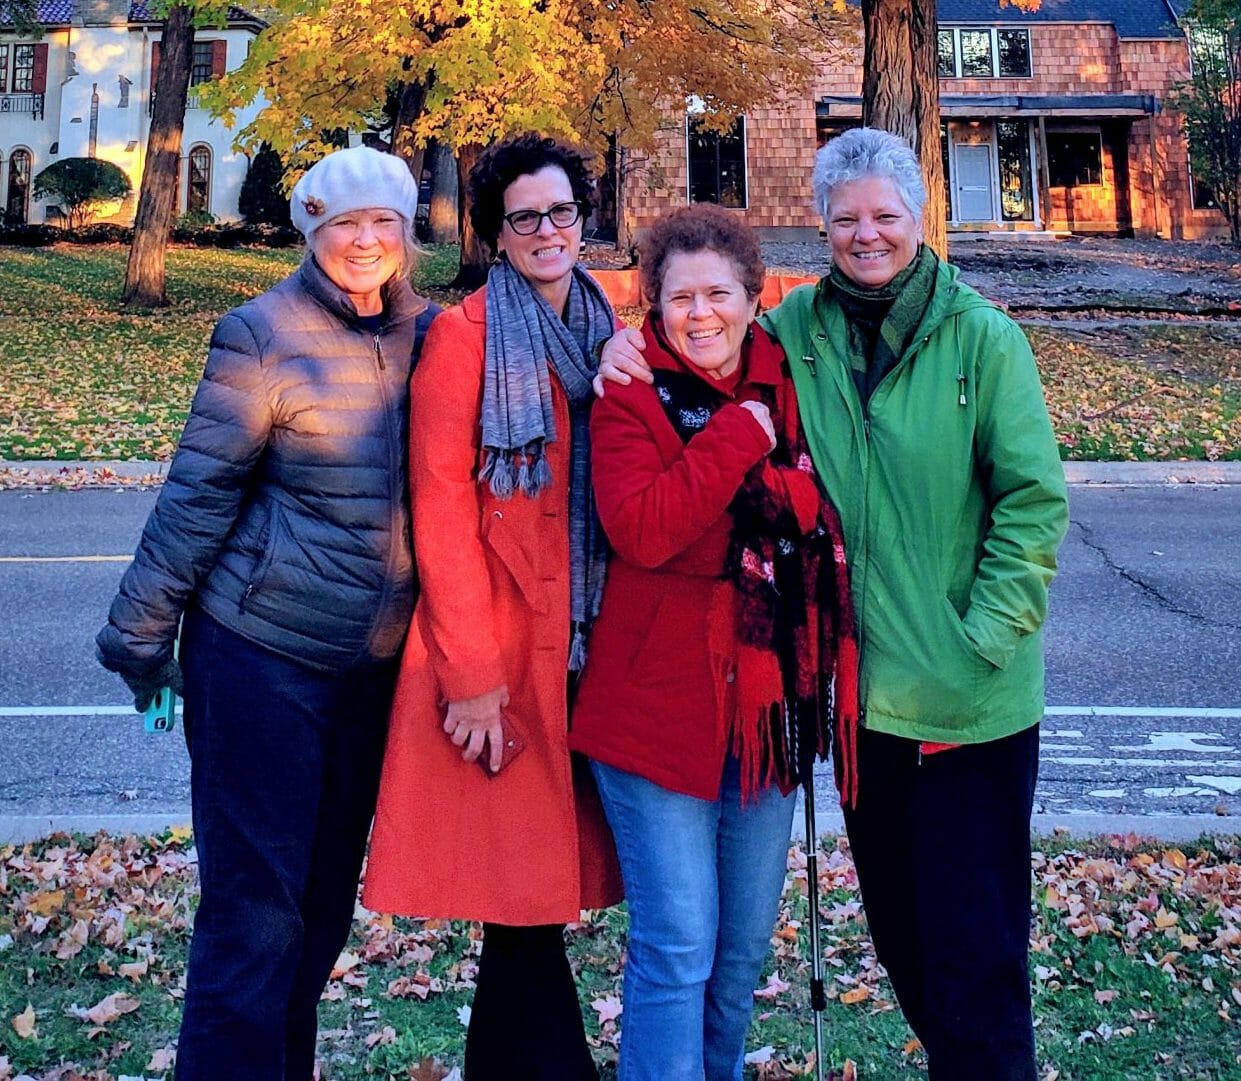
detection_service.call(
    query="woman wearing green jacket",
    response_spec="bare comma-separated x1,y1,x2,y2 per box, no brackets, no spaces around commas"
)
598,128,1068,1080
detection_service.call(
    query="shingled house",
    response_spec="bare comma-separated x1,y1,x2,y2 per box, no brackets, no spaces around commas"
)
0,0,264,225
620,0,1228,241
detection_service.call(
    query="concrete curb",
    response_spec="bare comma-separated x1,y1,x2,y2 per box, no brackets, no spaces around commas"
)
4,460,1241,486
3,810,1235,846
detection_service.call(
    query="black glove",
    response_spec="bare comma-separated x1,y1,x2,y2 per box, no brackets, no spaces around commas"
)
120,658,185,713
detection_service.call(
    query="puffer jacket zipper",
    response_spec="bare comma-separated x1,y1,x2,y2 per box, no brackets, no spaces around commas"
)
362,329,401,659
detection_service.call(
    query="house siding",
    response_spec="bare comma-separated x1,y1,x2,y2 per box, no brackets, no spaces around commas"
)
620,9,1229,242
0,15,261,225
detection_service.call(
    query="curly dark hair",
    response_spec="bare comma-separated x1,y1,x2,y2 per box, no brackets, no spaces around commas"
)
468,134,596,253
639,204,765,311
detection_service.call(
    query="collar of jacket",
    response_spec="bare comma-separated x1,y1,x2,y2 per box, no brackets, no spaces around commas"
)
640,311,785,391
298,255,429,330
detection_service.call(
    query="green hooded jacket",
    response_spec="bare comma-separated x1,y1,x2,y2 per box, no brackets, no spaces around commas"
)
760,260,1069,744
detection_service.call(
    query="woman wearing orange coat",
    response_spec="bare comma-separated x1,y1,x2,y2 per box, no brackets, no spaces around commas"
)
363,134,622,1080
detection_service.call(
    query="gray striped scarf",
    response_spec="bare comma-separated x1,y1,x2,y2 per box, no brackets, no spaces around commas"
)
480,255,615,670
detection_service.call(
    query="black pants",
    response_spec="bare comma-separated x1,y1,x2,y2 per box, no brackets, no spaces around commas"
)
175,608,396,1081
465,923,598,1081
842,724,1040,1081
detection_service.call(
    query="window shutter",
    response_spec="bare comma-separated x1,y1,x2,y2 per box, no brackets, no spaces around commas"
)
31,42,48,94
152,41,161,86
211,40,227,77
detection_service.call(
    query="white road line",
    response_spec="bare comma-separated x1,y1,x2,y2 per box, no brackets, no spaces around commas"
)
0,556,131,563
0,705,180,717
1046,706,1241,719
1,704,1237,720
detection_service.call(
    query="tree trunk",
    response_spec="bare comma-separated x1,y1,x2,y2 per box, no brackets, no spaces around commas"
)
122,4,195,307
861,0,946,258
452,143,489,289
392,78,427,184
427,140,459,244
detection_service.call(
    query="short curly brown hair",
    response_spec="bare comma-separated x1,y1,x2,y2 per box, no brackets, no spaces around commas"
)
468,133,596,254
639,205,765,312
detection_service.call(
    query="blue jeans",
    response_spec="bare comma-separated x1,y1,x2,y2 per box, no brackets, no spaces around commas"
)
590,758,795,1081
175,608,396,1081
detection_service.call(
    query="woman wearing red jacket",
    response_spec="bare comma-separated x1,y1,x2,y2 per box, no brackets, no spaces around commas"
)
570,205,858,1081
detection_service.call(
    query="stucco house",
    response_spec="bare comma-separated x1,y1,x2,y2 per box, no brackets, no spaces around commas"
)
620,0,1229,241
0,0,264,226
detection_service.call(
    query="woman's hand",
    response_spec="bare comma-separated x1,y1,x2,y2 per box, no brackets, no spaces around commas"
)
592,327,653,396
444,685,510,772
739,400,777,453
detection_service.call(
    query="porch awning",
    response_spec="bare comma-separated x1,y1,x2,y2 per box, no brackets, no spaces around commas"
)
818,93,1158,120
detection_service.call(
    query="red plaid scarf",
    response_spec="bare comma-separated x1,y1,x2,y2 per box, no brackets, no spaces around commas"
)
643,317,861,806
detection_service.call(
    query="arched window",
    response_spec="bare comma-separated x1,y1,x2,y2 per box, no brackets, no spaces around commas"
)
186,144,211,215
6,148,31,225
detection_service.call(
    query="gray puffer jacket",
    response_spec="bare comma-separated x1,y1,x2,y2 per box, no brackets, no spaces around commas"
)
96,257,440,675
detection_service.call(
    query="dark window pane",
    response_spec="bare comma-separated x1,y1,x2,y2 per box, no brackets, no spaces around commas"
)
997,120,1033,220
188,146,211,213
960,29,993,78
0,46,9,94
12,44,35,92
997,29,1031,77
688,117,747,208
7,149,31,224
1047,131,1102,188
938,31,956,77
190,42,214,87
941,122,952,219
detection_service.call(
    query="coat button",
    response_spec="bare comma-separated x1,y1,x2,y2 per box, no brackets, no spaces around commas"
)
725,670,736,684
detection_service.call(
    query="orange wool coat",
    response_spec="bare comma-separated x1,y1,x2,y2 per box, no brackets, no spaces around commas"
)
363,286,623,925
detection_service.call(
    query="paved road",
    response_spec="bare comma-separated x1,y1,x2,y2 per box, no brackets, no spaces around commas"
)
1,481,1239,839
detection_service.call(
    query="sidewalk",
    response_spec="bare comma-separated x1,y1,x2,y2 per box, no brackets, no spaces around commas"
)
4,459,1241,486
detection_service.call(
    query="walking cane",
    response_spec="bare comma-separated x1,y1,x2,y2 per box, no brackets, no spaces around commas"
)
802,779,827,1081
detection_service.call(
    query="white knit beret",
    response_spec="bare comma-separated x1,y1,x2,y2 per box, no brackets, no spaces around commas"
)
290,146,419,240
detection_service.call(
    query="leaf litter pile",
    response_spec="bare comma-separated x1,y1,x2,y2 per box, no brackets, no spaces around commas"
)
0,247,1238,467
1,830,1237,1080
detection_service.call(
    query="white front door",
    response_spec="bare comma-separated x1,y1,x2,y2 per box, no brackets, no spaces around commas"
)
955,144,995,222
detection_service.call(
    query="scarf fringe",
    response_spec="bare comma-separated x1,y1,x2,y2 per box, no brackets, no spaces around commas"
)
481,442,552,500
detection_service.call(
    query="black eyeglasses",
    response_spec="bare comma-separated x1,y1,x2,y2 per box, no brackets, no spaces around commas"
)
502,201,584,235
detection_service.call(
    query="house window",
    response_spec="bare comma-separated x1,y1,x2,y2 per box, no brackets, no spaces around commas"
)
960,30,994,77
687,116,747,209
938,27,1032,79
190,42,215,87
187,144,211,213
997,29,1032,77
997,120,1034,221
12,44,35,92
6,148,32,225
0,46,8,94
1188,156,1219,210
1047,130,1103,187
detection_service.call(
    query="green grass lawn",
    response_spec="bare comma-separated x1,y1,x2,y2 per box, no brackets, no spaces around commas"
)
0,245,1238,463
0,831,1237,1080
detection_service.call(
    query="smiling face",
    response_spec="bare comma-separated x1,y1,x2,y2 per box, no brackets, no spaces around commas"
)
313,207,406,316
827,175,922,290
658,249,759,381
496,165,583,312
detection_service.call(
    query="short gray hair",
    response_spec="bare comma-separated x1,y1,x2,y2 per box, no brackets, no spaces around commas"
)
812,127,927,226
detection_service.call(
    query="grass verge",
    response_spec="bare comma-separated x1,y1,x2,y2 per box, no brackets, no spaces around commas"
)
0,831,1237,1080
1,247,1239,463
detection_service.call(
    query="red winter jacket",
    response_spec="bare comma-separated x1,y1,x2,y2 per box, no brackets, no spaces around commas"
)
570,323,804,800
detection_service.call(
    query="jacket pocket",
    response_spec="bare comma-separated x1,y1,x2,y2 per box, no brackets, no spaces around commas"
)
240,503,285,613
625,588,708,688
480,508,549,616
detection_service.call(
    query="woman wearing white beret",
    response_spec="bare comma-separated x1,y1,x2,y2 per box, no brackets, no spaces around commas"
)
96,145,439,1080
